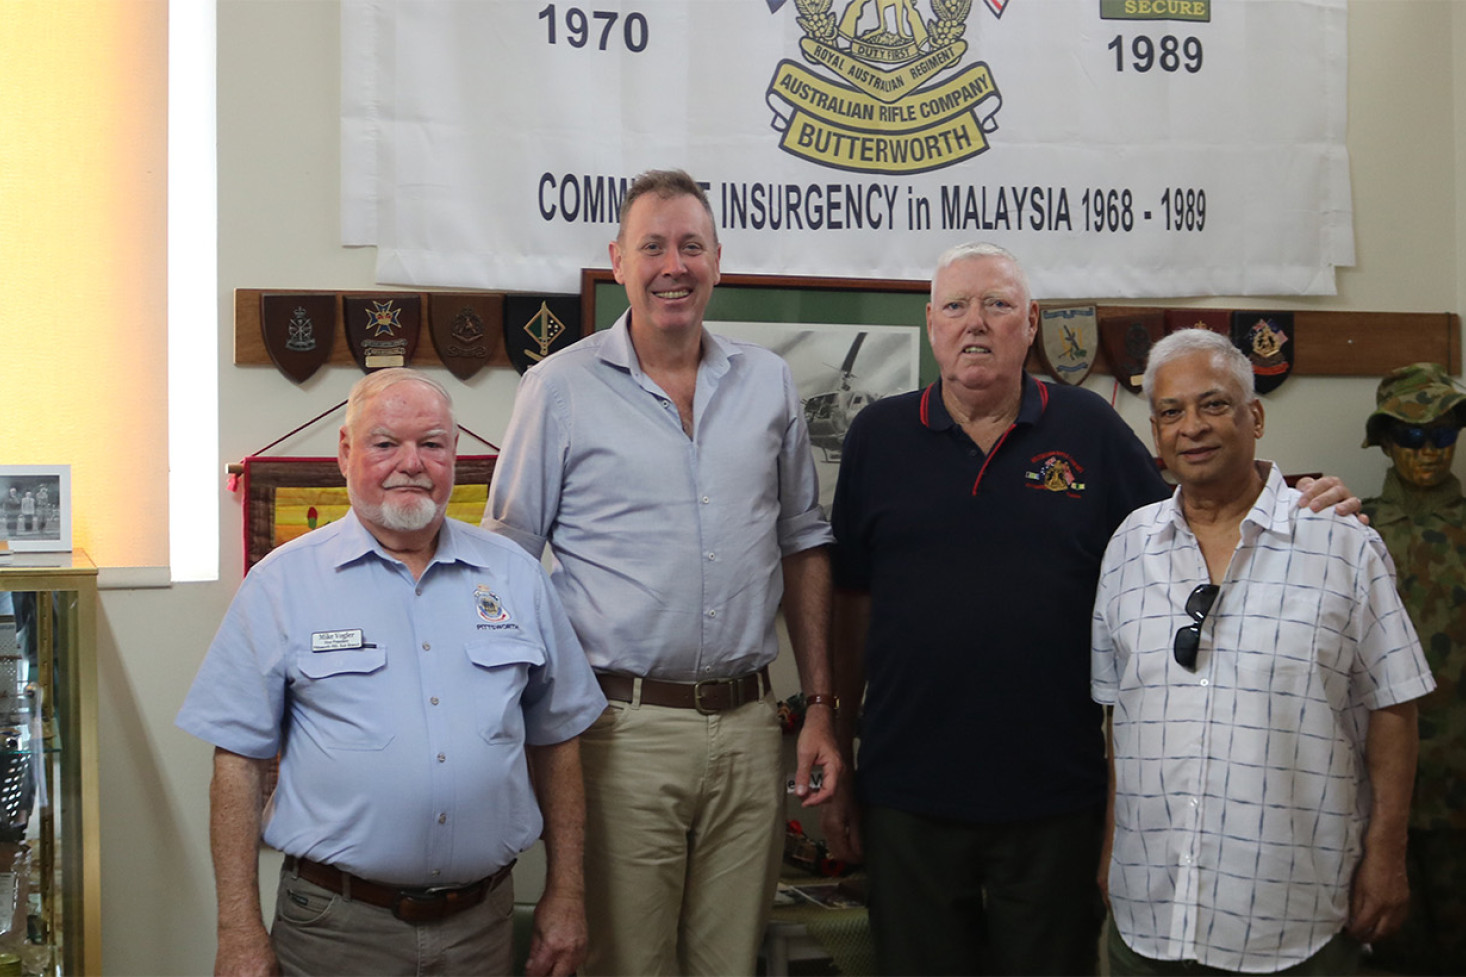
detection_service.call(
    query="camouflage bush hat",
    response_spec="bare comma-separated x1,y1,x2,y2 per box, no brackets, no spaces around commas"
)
1362,362,1466,447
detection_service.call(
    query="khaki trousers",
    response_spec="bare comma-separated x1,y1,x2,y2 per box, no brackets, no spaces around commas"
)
270,866,515,976
580,694,784,976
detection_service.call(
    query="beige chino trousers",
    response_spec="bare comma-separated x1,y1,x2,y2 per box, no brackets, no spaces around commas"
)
580,692,785,976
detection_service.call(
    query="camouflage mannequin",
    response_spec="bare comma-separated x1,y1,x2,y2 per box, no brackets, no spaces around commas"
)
1360,363,1466,976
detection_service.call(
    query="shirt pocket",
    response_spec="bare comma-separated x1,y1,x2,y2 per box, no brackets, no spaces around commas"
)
293,644,392,750
464,635,546,745
297,646,389,680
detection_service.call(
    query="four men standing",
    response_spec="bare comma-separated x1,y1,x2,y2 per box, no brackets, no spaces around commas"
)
181,218,1441,976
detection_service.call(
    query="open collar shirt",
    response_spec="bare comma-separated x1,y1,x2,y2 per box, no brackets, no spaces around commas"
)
484,311,833,682
1092,463,1435,972
177,511,606,886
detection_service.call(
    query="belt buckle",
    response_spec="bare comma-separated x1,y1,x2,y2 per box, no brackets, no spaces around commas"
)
693,677,742,715
392,890,447,923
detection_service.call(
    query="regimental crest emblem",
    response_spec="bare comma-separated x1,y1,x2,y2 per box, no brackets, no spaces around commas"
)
261,293,336,384
475,584,509,624
429,292,508,381
1023,451,1087,497
1099,308,1164,396
1230,311,1294,395
1163,309,1230,337
504,295,583,375
1036,305,1098,386
769,0,1003,174
344,295,422,373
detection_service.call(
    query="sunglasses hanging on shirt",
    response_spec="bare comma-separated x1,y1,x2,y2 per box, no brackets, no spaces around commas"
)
1173,584,1220,671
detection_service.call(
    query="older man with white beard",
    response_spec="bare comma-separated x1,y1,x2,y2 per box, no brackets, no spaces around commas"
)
178,368,606,977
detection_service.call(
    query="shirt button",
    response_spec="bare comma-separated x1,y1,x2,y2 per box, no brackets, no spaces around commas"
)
416,587,423,596
706,552,716,561
701,496,710,504
430,697,440,706
422,642,431,651
1180,854,1193,865
431,869,441,877
1189,797,1199,807
707,609,717,618
437,752,447,763
1199,678,1209,687
438,813,447,824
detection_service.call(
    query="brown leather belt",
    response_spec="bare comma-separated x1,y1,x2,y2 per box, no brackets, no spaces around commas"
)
597,667,770,714
284,855,514,924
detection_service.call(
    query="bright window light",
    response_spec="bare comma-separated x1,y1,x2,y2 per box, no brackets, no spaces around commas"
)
168,0,219,582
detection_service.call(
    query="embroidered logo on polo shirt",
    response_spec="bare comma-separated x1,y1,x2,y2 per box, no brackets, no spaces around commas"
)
1024,452,1087,498
475,584,510,624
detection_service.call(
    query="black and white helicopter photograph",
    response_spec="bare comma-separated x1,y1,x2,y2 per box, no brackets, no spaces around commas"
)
708,320,919,513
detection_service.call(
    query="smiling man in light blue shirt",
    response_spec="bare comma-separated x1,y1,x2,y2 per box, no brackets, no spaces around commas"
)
485,169,842,976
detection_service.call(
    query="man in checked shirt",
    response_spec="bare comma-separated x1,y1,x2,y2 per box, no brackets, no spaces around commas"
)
1092,328,1435,976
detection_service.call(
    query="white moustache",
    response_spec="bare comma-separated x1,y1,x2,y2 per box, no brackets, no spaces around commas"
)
383,477,434,490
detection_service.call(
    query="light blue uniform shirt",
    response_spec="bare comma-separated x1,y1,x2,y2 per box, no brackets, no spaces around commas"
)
176,511,606,886
485,312,833,682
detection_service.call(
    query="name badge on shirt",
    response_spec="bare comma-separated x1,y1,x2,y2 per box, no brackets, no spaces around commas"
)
311,629,366,652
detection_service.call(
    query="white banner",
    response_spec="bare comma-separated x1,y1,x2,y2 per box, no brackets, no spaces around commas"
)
341,0,1353,299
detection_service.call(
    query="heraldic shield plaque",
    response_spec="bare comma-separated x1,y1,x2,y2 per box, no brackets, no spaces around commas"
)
1099,309,1164,395
1036,305,1098,386
260,293,336,383
1231,311,1294,394
344,294,422,372
504,295,582,375
1164,308,1231,337
429,293,507,381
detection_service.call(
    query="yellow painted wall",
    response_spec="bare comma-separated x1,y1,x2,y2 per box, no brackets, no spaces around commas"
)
0,1,168,567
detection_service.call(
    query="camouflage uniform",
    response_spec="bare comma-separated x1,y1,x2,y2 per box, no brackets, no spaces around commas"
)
1360,363,1466,976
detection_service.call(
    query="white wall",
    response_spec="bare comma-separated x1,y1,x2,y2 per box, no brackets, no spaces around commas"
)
94,1,1464,973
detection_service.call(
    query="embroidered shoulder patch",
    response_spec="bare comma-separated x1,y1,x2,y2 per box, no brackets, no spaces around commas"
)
475,584,510,624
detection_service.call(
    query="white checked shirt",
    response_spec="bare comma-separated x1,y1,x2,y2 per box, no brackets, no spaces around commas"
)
1092,463,1434,973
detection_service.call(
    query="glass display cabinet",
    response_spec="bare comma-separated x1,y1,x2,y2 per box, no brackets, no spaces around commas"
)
0,553,99,975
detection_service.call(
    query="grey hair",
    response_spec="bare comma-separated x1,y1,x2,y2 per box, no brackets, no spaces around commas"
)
343,368,455,435
931,242,1032,304
1141,328,1256,408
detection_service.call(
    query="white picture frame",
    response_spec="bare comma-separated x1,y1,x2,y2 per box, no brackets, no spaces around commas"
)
0,466,71,552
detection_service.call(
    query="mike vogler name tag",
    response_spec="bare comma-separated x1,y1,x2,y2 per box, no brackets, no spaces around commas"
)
311,629,366,652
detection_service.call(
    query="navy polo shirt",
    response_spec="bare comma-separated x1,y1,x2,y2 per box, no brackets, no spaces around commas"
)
831,374,1169,824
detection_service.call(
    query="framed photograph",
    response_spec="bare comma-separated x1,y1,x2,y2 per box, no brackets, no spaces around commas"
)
582,269,932,512
583,268,934,379
0,465,71,553
238,455,497,574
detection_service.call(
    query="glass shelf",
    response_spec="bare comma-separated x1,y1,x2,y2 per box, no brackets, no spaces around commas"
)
0,553,99,976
